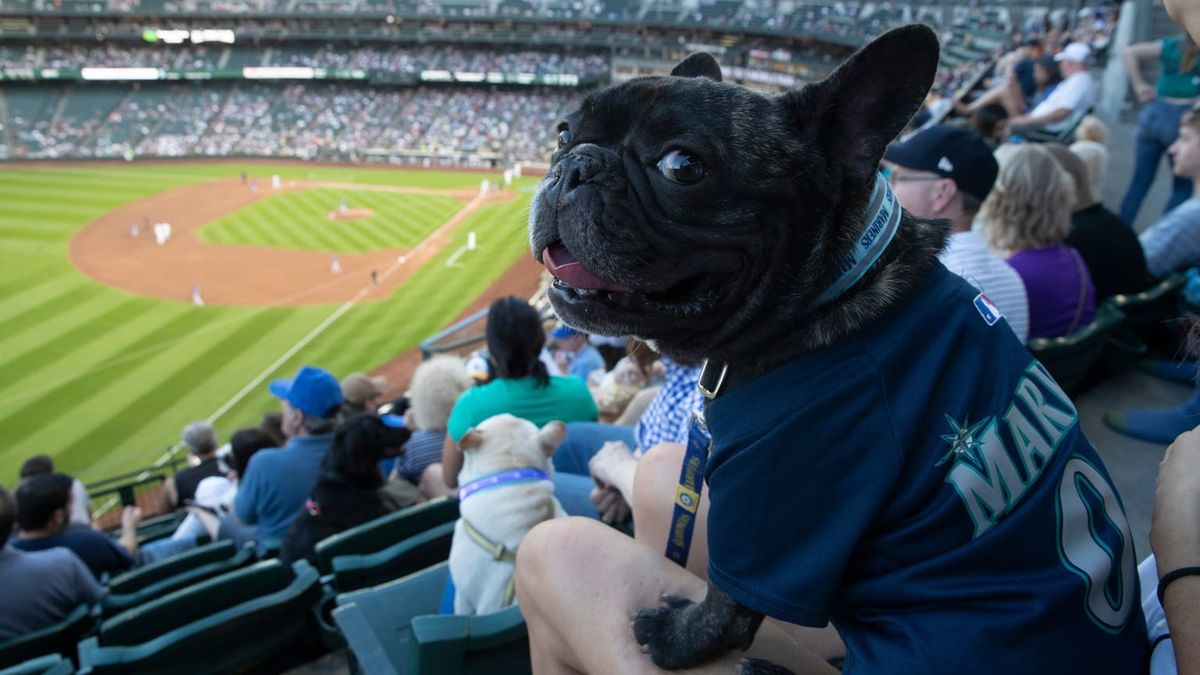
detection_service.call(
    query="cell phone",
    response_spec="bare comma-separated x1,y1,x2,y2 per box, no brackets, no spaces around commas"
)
119,487,136,508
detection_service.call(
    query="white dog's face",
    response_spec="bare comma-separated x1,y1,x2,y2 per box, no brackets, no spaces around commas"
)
457,413,566,484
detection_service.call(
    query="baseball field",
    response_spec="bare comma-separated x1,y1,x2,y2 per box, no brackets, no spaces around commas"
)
0,162,542,483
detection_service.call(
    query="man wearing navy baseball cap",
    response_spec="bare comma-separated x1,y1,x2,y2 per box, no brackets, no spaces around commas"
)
884,125,1030,342
234,365,343,552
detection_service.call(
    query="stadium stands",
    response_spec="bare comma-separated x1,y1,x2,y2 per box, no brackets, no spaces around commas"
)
0,0,1144,671
0,0,1054,163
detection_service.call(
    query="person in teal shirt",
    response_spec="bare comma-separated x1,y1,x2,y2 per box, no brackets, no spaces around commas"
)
1121,34,1200,223
435,296,598,515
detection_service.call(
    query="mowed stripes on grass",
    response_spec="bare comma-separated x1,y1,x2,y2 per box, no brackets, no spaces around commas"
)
0,163,536,483
199,188,464,253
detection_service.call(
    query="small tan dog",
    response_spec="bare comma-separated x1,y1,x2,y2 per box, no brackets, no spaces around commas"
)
450,413,566,615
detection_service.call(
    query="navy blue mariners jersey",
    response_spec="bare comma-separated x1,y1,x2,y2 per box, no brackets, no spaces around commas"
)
704,263,1148,674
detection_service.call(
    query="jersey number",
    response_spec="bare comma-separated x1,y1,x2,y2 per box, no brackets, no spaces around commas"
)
1056,456,1136,632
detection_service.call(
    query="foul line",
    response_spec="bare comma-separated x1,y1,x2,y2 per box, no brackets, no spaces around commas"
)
150,190,491,469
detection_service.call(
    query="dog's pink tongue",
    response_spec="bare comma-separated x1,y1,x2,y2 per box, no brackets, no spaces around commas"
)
543,244,632,293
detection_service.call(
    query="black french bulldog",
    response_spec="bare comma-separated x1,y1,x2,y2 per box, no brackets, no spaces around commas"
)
529,25,943,672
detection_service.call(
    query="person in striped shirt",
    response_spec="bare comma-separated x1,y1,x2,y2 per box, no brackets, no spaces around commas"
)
884,125,1030,342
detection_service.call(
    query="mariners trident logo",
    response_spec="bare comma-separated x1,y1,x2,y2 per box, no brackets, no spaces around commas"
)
936,414,992,467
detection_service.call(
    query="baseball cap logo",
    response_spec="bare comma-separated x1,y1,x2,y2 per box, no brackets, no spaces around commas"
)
937,157,954,173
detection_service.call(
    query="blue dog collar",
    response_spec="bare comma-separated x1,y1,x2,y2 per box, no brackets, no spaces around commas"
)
811,173,902,308
457,468,550,502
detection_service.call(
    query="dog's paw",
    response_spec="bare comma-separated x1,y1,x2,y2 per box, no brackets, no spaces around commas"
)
632,595,712,670
737,657,796,675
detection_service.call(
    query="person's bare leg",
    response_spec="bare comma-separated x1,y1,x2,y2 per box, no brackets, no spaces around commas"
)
957,82,1006,115
418,464,456,499
996,76,1029,118
516,517,837,675
632,443,847,661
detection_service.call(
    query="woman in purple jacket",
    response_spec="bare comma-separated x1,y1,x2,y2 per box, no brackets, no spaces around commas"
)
985,143,1096,341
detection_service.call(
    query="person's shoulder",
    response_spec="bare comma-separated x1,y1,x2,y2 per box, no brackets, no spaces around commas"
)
452,381,493,409
22,545,87,572
1152,198,1200,228
548,374,592,393
59,526,118,549
1178,197,1200,215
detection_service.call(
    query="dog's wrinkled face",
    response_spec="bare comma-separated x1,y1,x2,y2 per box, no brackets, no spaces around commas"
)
531,76,812,354
530,26,940,365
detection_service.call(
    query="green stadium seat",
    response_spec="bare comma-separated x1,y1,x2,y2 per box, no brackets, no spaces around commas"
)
334,562,451,675
0,654,74,675
309,498,458,647
106,511,188,547
101,542,256,617
333,561,530,675
0,605,95,671
77,561,322,674
107,540,235,595
1027,302,1127,396
314,497,459,576
410,606,530,675
1107,272,1187,352
329,521,456,594
1014,107,1091,144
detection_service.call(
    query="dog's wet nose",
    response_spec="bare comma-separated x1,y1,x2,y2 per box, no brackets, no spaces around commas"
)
562,153,603,192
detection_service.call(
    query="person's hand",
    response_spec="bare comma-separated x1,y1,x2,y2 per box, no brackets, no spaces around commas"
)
120,505,143,533
589,441,637,488
589,441,638,524
590,484,631,524
1153,426,1200,572
1135,83,1156,103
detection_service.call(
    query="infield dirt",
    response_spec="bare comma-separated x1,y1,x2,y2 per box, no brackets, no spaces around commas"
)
69,176,516,306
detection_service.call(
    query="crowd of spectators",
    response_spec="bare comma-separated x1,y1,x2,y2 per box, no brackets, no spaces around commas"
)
0,299,696,638
1,83,575,163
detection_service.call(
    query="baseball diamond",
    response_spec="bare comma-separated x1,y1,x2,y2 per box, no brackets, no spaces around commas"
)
0,162,541,483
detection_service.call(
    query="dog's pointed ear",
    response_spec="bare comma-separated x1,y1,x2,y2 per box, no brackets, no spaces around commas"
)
537,421,567,457
671,53,722,82
459,428,484,452
783,24,939,186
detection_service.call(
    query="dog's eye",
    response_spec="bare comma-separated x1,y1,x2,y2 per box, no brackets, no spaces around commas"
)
657,150,705,185
557,128,571,149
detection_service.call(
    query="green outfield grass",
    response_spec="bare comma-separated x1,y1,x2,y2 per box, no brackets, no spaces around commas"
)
200,188,464,252
0,163,537,484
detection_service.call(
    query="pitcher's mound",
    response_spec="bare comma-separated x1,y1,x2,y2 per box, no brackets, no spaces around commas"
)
328,207,374,221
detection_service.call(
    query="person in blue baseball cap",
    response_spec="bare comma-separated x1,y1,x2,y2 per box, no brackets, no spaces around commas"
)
548,323,606,382
234,365,344,553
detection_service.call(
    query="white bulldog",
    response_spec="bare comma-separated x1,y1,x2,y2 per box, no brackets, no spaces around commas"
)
450,413,566,615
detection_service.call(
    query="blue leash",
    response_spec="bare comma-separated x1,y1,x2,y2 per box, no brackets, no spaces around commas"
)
664,360,724,567
664,409,715,567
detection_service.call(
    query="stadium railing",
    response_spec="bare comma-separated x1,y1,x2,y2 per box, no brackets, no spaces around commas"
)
84,458,186,529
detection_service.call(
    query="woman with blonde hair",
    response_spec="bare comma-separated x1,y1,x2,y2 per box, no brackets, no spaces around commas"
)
1070,115,1110,201
984,143,1096,339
